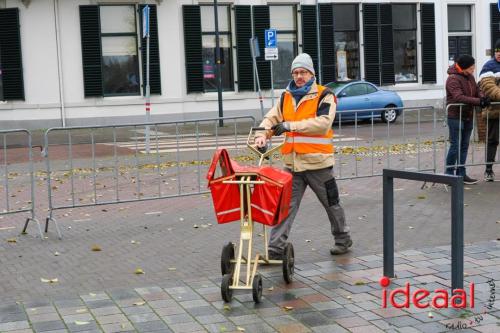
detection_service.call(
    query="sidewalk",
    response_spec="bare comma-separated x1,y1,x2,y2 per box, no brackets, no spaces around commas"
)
0,240,498,333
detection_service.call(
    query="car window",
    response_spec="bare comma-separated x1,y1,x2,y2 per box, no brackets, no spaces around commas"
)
365,84,377,94
342,84,367,97
326,82,347,94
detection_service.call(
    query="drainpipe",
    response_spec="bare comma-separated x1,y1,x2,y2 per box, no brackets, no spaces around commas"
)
54,0,66,127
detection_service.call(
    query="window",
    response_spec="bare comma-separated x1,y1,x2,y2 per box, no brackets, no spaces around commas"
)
366,84,377,94
393,4,417,83
333,4,360,81
270,5,297,88
100,5,140,96
448,6,471,32
343,83,367,97
201,5,233,92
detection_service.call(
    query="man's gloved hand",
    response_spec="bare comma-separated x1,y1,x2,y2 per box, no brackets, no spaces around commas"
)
271,122,291,136
480,97,491,108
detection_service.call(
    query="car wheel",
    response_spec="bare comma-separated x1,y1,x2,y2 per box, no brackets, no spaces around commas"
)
381,105,398,123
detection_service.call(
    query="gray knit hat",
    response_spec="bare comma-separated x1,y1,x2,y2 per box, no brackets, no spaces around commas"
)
291,53,315,75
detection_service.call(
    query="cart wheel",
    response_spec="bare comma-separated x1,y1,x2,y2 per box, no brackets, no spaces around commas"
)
221,273,233,302
282,243,295,284
252,274,263,303
221,242,235,276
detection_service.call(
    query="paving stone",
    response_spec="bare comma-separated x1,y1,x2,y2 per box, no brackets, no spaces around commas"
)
334,316,370,329
121,306,153,316
185,306,218,317
147,300,178,309
275,322,310,333
319,308,355,319
195,313,227,325
30,313,63,323
154,306,187,316
0,312,28,323
414,322,449,333
84,300,115,310
167,321,205,333
100,322,134,333
32,320,66,332
127,312,160,323
348,325,385,333
66,320,99,332
203,322,237,333
88,306,121,316
311,324,349,333
161,313,193,325
228,314,263,325
61,313,94,324
53,300,85,309
0,321,31,331
133,320,171,332
290,312,331,327
81,294,109,302
310,301,342,311
384,315,423,327
356,310,381,321
0,304,24,315
95,314,128,325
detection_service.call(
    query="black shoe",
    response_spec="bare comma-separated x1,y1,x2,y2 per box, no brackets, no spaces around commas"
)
463,175,478,185
330,239,353,255
484,170,495,182
267,251,282,261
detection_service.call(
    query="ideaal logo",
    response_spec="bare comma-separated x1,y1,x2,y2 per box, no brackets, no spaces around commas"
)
379,276,474,309
379,277,496,330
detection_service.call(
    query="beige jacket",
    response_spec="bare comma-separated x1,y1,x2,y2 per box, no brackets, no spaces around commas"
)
479,71,500,120
256,82,337,172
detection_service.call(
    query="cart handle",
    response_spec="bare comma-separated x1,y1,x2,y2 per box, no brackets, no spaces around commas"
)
247,127,284,167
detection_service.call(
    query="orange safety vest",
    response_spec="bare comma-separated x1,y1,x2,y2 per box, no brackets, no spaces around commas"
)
281,85,334,155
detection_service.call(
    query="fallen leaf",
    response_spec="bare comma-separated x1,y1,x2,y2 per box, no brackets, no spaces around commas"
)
179,218,184,222
74,321,89,325
409,226,414,230
346,295,352,300
223,305,231,311
236,327,245,332
428,312,434,318
91,245,102,252
134,268,145,275
219,326,227,332
76,309,87,313
305,240,311,243
89,293,96,297
54,252,60,256
7,238,17,243
417,195,426,200
133,301,146,306
354,280,366,286
168,267,176,271
268,286,274,291
41,278,58,283
283,306,294,311
193,224,199,229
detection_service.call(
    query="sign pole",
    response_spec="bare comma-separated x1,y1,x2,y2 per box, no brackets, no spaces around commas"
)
270,62,274,107
250,38,265,119
214,0,224,127
143,5,151,154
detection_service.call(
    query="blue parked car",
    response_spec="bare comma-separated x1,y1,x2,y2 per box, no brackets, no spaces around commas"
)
325,81,404,123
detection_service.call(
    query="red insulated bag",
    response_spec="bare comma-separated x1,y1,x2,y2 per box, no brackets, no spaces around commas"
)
206,149,242,224
250,167,292,226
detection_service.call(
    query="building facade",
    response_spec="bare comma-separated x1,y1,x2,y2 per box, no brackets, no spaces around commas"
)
0,0,498,129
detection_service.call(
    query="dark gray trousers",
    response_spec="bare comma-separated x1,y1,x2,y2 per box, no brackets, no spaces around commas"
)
268,167,351,254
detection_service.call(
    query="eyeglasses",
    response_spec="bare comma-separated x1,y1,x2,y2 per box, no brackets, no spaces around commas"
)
292,70,310,77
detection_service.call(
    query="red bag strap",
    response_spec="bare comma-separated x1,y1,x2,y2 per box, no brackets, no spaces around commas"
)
206,149,235,181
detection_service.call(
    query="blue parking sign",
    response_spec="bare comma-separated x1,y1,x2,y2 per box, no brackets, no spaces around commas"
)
265,29,277,48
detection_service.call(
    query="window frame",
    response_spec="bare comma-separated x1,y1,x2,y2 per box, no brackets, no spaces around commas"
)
333,4,360,82
200,4,234,92
392,3,418,84
269,4,298,88
99,4,141,97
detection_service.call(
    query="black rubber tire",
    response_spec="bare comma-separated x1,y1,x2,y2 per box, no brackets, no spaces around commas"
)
221,273,233,302
252,274,263,303
221,242,235,276
381,105,398,123
282,243,295,284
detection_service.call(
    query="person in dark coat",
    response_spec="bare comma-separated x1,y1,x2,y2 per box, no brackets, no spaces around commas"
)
445,55,490,184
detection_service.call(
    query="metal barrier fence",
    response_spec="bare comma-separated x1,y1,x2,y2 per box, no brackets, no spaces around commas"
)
42,116,256,238
332,106,439,180
444,103,500,177
0,129,43,238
